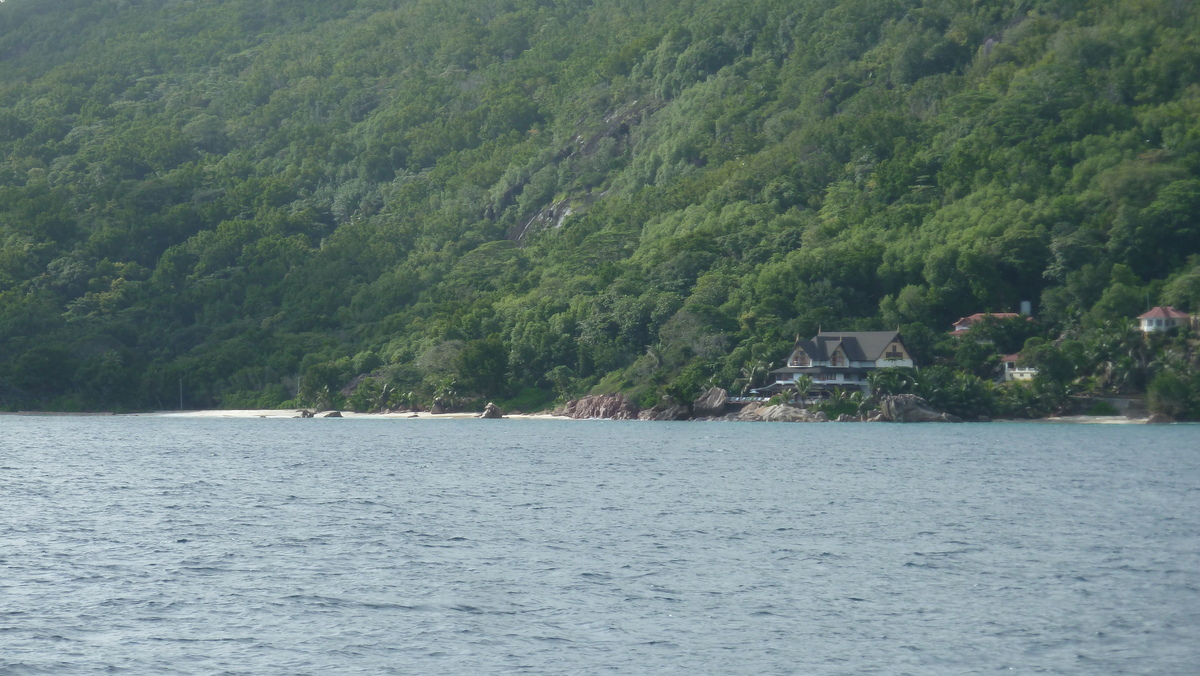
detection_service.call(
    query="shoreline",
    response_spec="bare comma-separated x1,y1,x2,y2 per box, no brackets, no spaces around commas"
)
4,409,1157,424
132,409,570,420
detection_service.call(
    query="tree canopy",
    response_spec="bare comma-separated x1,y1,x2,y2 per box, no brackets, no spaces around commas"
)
1,0,1199,414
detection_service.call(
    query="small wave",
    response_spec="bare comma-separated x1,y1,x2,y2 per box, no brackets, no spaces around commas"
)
281,594,430,612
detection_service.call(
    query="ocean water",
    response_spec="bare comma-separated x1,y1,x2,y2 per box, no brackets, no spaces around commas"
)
1,417,1198,675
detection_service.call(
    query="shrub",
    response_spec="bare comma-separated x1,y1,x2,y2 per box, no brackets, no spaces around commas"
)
1084,400,1120,416
502,387,555,413
1147,371,1195,420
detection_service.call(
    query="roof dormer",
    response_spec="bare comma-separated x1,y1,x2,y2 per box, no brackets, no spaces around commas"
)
830,346,846,367
789,348,811,367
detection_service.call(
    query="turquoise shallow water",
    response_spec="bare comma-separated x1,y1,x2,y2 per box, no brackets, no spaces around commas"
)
1,417,1198,675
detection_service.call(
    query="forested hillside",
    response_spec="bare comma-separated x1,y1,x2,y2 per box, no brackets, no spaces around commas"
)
2,0,1199,415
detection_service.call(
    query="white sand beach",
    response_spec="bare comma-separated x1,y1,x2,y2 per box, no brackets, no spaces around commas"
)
137,409,566,420
1030,415,1150,424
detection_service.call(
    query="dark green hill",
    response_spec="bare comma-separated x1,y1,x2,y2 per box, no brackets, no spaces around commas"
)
2,0,1199,414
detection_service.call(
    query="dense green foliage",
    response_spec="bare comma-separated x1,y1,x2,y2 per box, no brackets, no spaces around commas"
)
2,0,1200,414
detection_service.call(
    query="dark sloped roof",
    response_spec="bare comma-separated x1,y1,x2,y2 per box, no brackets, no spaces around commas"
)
791,331,903,362
770,365,871,375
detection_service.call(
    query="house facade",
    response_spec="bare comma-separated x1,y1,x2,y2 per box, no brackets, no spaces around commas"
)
758,330,914,398
1138,306,1191,333
1000,354,1037,382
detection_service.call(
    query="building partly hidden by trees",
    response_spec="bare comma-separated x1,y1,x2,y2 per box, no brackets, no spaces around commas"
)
1,0,1200,418
757,330,913,398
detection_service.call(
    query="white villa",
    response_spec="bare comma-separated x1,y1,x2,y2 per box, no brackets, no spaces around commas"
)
1000,354,1037,382
758,330,913,398
1138,306,1191,333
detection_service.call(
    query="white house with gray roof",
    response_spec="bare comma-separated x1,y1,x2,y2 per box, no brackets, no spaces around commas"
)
757,330,914,398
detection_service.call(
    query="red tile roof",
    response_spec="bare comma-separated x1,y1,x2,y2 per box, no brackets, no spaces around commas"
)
1138,306,1190,320
954,312,1022,325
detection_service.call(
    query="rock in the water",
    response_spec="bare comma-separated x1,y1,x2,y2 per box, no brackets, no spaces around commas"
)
879,394,961,422
1147,413,1174,424
638,404,691,421
836,413,859,422
691,387,728,418
430,398,446,415
863,409,886,422
563,394,640,420
299,409,315,418
480,402,504,419
324,411,343,418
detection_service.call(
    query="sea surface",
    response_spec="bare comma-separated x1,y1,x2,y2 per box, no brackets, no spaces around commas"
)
1,417,1198,675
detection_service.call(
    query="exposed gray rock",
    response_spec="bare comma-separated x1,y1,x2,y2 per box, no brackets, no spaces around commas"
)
836,413,859,422
299,409,315,418
1147,413,1174,424
736,402,764,420
430,398,447,415
480,402,504,419
744,404,825,422
879,394,961,423
638,404,691,421
692,387,729,418
563,394,640,420
323,410,343,418
864,409,886,422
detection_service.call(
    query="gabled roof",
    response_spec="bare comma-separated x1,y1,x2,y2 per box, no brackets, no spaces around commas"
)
1138,306,1190,320
791,331,903,362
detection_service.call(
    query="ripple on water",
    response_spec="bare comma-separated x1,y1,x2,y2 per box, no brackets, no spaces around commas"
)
1,418,1199,674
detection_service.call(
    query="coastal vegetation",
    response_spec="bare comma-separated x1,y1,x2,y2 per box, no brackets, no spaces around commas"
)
1,0,1199,419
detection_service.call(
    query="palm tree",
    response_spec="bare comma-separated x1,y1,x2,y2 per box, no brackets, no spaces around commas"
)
793,375,814,407
372,382,395,412
734,359,772,396
849,389,866,413
867,367,917,399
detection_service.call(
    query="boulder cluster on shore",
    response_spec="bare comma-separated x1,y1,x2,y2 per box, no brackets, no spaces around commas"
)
551,388,965,423
285,389,1160,423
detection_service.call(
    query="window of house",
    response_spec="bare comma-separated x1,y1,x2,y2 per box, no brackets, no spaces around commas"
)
885,344,903,359
792,352,810,366
831,350,844,367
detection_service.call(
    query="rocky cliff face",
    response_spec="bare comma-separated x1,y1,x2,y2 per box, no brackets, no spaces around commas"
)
878,394,961,422
691,387,728,417
561,394,640,420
